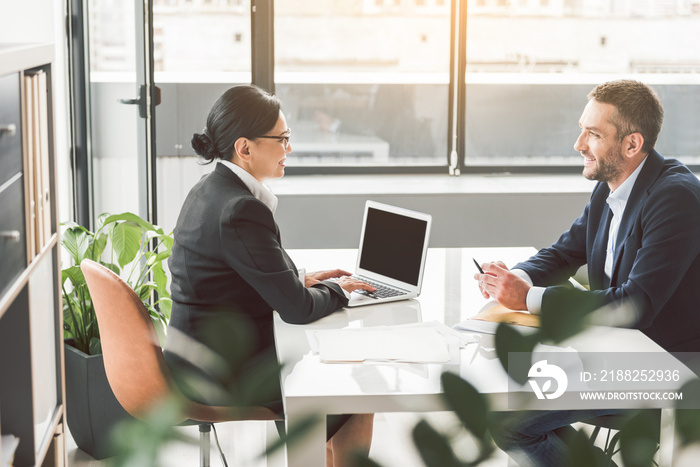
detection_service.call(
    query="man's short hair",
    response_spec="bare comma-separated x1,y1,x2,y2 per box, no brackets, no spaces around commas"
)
587,80,664,154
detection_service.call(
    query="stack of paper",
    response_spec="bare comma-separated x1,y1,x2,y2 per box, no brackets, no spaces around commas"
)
314,325,451,363
454,302,540,335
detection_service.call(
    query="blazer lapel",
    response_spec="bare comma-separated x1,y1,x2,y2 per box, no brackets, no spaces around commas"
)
609,150,664,282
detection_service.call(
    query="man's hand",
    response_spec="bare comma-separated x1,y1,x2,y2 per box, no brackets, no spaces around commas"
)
474,261,531,311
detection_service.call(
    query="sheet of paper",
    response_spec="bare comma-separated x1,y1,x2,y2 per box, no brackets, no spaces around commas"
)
2,434,19,466
314,326,451,363
453,319,502,335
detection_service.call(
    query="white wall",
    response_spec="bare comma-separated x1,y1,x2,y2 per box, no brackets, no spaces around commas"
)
269,186,593,284
153,156,593,252
0,0,54,43
0,0,72,227
272,191,589,250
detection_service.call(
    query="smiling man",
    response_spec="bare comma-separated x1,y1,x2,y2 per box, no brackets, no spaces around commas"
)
474,80,700,466
578,95,640,189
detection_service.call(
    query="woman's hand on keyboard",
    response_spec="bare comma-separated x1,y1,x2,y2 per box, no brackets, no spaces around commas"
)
305,269,351,287
307,269,352,282
304,270,375,294
334,276,377,294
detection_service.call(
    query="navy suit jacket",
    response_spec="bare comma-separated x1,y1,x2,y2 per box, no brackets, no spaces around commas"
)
167,164,348,362
515,150,700,352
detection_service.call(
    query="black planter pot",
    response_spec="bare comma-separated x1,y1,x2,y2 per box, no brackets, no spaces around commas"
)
64,340,136,459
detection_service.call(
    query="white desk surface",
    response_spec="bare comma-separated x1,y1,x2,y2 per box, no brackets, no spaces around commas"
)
273,247,672,467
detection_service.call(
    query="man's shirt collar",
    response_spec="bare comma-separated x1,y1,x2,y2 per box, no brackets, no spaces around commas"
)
606,156,648,215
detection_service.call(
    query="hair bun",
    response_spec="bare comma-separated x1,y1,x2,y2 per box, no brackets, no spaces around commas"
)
191,131,219,160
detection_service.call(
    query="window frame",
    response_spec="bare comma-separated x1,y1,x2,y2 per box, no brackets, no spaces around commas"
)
251,0,700,175
258,0,457,175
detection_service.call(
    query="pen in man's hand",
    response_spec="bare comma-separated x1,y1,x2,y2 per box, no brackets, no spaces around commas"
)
473,258,484,274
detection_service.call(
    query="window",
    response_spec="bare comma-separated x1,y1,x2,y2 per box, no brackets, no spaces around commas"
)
464,1,700,169
149,0,251,160
150,0,252,230
275,0,451,169
84,0,700,188
76,0,700,236
85,0,252,229
153,0,249,73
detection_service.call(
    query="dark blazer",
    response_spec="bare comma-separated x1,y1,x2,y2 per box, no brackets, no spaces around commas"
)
167,164,348,361
515,150,700,352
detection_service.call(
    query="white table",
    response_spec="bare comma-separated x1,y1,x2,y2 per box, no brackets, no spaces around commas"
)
273,247,677,466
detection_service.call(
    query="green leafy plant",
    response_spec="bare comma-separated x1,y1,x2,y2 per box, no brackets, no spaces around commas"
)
61,212,174,355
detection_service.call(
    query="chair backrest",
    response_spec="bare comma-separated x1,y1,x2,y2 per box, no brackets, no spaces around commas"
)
80,259,182,422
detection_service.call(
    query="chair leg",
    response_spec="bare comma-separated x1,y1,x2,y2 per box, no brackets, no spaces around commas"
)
199,423,211,467
267,420,287,467
274,420,286,439
211,423,229,467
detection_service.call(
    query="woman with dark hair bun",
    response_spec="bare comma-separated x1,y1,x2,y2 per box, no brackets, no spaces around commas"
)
166,85,375,466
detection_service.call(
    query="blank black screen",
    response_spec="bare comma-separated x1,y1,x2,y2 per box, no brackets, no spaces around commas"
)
358,207,428,286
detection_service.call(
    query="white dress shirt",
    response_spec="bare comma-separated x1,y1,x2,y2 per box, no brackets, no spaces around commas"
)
218,159,278,214
519,156,648,314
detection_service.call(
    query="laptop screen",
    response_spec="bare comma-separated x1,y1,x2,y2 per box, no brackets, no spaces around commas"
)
358,206,429,286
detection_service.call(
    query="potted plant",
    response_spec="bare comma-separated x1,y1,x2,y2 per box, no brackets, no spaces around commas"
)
61,212,173,459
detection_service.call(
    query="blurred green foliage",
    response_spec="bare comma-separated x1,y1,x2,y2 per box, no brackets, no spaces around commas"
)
103,285,700,467
401,289,699,467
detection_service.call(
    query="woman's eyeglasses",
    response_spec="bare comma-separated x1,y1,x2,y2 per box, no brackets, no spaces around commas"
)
255,131,291,149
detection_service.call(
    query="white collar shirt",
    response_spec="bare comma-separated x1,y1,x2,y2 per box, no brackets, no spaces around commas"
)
604,156,647,278
217,160,279,214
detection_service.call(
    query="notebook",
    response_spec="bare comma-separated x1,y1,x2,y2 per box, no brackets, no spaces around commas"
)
345,201,432,307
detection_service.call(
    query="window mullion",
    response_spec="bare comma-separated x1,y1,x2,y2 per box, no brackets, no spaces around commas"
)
251,0,275,93
448,0,467,176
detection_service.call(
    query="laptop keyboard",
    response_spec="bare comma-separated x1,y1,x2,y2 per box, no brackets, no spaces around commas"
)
351,276,407,299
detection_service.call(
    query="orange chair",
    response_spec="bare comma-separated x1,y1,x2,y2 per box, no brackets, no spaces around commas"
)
80,259,282,466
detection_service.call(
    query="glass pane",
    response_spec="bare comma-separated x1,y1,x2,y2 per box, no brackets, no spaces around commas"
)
153,0,251,74
275,0,451,167
88,0,145,218
151,0,251,234
464,1,700,168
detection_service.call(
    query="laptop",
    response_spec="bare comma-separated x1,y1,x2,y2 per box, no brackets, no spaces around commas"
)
345,201,432,307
